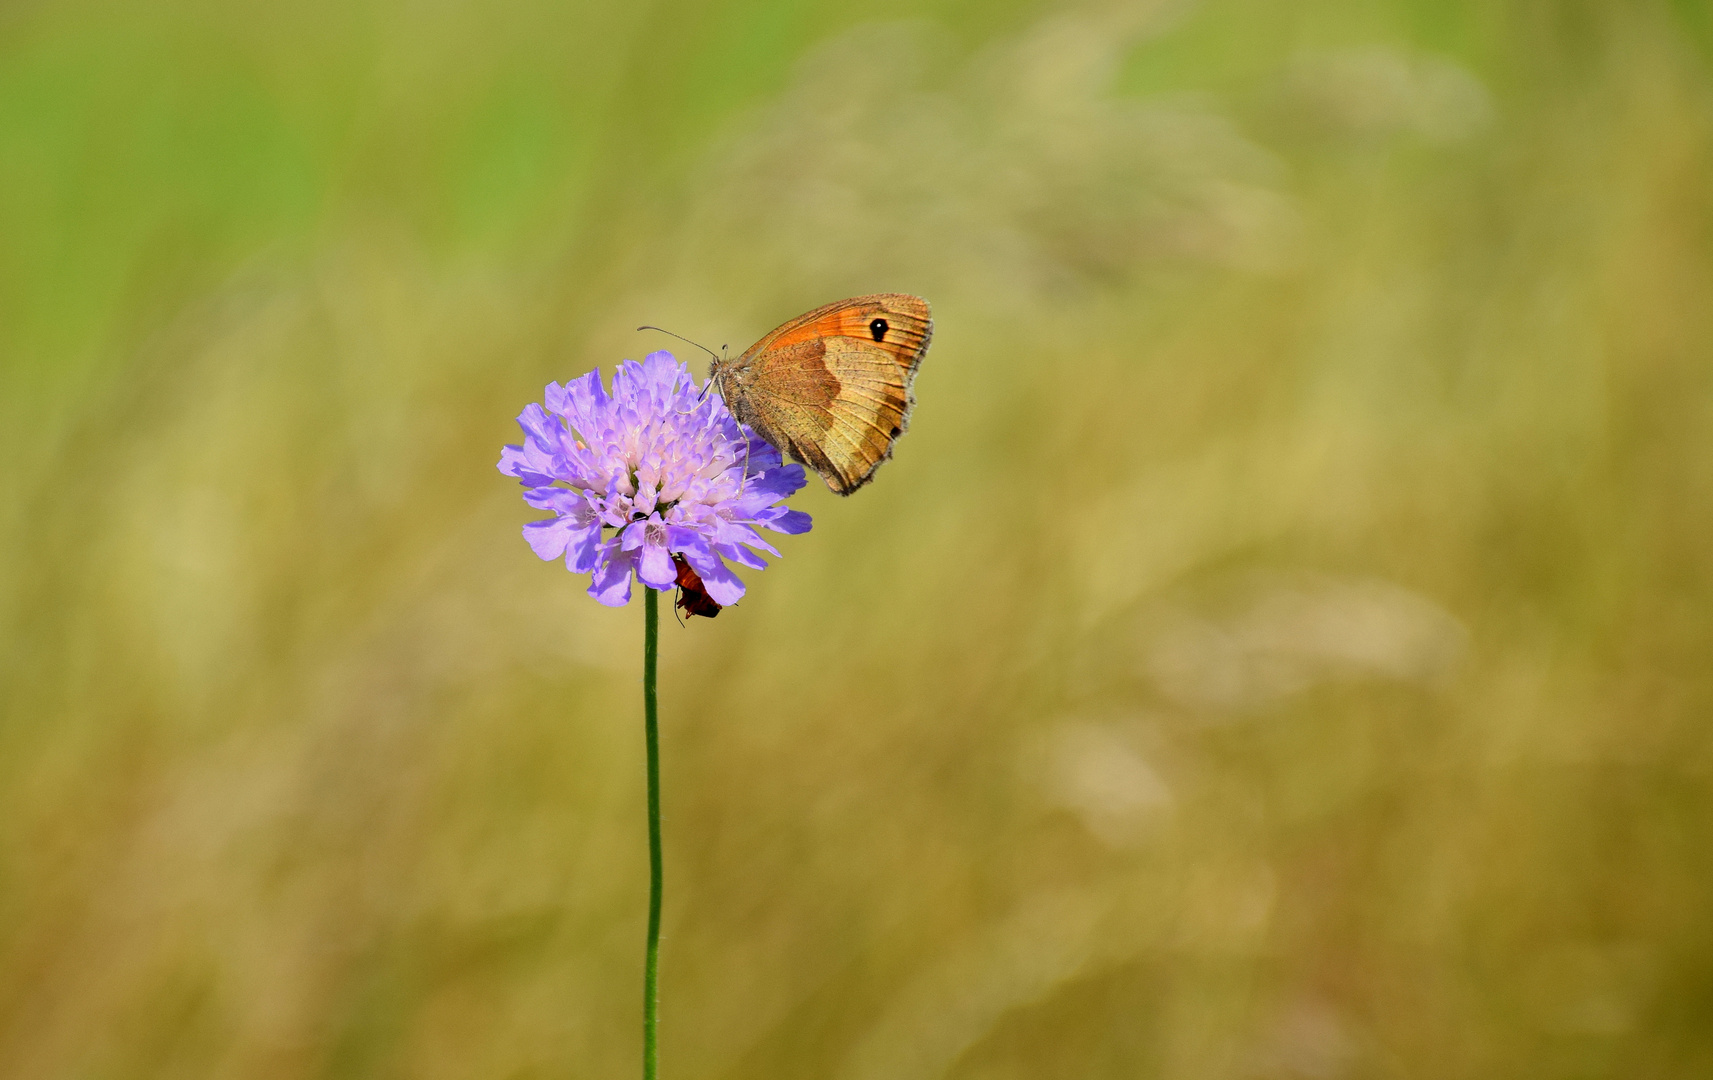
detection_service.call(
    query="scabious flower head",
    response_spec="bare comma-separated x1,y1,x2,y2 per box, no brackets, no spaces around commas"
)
499,351,812,608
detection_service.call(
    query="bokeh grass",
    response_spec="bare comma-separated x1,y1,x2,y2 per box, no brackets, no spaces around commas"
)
4,0,1713,1077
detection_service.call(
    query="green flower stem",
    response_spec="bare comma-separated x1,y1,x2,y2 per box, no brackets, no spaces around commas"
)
642,587,662,1080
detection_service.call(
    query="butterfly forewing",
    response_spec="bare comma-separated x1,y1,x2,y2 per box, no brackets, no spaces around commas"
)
723,294,931,495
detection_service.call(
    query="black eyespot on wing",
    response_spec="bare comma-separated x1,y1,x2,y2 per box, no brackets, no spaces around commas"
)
869,318,889,341
889,425,901,437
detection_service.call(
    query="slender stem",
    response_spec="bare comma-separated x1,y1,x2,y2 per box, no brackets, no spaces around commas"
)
642,587,662,1080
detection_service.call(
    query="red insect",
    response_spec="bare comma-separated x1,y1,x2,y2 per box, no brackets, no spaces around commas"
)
672,555,722,619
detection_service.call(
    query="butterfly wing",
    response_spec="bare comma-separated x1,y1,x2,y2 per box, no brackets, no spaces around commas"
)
731,294,931,495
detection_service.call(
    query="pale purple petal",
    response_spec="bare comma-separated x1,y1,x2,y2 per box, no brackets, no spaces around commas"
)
731,465,806,510
743,435,784,471
763,508,812,535
498,443,557,487
523,516,577,561
726,523,780,558
665,524,702,551
638,544,675,588
637,516,677,588
543,380,572,416
641,350,679,388
718,542,768,570
524,486,589,514
589,544,635,606
566,521,603,573
685,546,746,605
518,403,562,454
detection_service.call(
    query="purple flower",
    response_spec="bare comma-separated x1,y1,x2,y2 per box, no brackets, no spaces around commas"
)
499,351,812,607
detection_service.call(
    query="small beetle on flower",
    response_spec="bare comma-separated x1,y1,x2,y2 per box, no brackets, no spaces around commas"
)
498,350,812,612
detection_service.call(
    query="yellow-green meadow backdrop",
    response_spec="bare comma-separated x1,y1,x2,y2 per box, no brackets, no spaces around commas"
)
4,0,1712,1076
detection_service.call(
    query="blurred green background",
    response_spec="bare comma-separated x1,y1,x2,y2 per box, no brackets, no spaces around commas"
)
4,0,1713,1076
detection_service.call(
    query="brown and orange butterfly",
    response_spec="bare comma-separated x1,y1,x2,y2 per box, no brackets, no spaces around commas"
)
709,294,932,496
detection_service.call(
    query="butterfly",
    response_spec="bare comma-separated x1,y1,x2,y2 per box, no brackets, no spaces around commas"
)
710,294,932,496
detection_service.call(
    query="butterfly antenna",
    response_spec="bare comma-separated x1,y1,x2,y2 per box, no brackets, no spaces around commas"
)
637,325,720,362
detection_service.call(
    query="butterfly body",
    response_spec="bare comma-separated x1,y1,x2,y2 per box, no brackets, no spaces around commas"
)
711,294,932,495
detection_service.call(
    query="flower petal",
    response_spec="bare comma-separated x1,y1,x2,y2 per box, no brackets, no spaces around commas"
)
566,521,604,573
543,379,571,416
665,523,703,551
638,543,676,589
742,434,784,471
517,403,562,455
685,546,746,606
619,520,646,551
589,543,635,606
726,523,780,558
734,464,807,507
522,516,576,561
498,443,558,487
641,350,679,389
524,486,589,515
763,508,813,535
718,542,768,570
